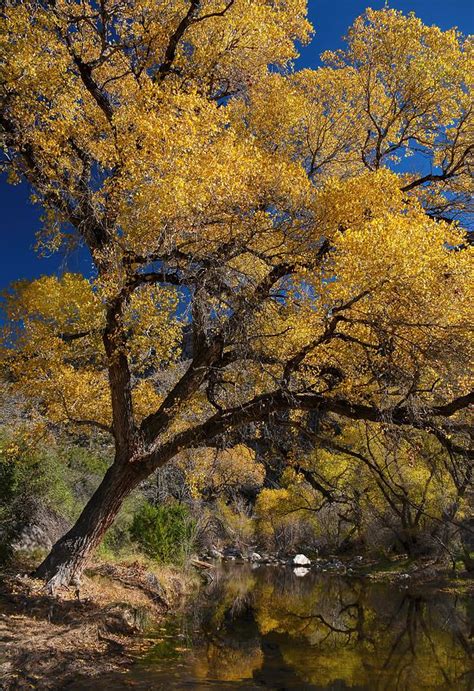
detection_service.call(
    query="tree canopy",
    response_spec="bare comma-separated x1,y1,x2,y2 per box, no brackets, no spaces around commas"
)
0,1,472,586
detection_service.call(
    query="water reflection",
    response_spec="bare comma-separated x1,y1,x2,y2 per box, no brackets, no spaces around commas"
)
85,564,474,689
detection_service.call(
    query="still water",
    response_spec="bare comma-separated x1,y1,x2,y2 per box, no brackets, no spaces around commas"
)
85,564,473,689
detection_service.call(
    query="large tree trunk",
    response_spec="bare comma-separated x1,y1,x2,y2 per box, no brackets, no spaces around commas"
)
34,460,145,591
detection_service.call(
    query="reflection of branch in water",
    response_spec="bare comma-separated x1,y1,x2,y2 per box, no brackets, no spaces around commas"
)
282,608,359,641
275,579,376,649
450,595,473,658
380,595,469,689
382,598,421,671
455,626,473,658
418,607,458,687
346,601,372,645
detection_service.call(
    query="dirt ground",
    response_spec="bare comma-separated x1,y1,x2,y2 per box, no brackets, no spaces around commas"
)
0,560,194,690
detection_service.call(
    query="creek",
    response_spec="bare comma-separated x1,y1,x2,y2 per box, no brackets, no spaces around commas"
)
73,563,473,689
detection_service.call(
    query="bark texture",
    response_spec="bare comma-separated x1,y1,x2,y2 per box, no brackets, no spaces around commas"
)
34,461,144,590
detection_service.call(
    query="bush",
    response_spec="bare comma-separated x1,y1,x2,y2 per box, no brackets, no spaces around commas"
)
0,428,75,562
0,454,26,562
255,486,319,554
215,497,255,549
130,501,196,563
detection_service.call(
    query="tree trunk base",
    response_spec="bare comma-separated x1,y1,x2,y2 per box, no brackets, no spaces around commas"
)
33,461,144,590
34,539,87,593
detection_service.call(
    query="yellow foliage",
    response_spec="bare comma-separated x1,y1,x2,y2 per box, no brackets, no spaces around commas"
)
255,484,317,544
1,275,180,429
176,445,264,498
0,3,471,464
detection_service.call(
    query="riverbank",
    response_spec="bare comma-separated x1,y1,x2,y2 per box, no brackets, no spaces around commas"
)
0,557,200,690
0,553,472,689
200,547,474,590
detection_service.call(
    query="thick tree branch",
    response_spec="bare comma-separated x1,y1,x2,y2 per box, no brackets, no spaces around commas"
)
432,391,473,417
70,52,114,122
58,330,95,343
155,0,201,82
140,337,224,445
102,300,135,456
156,0,236,82
140,262,294,445
141,387,474,473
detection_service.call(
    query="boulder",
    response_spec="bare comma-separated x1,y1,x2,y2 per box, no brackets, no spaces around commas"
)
13,504,70,552
250,552,262,562
209,547,223,559
293,554,311,566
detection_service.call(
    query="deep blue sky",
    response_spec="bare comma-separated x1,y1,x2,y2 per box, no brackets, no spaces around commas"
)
0,0,472,291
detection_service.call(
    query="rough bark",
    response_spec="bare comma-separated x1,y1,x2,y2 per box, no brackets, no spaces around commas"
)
34,460,145,591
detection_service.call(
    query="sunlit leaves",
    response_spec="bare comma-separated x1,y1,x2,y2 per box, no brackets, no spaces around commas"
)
176,444,265,498
0,3,472,448
1,275,181,429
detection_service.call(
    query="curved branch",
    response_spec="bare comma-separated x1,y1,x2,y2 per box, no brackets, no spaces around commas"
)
432,391,473,417
141,386,474,473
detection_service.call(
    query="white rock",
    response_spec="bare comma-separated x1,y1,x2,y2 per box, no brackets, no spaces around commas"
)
250,552,262,561
293,554,311,566
293,567,310,577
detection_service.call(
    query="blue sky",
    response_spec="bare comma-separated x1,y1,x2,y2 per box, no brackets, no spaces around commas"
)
0,0,472,291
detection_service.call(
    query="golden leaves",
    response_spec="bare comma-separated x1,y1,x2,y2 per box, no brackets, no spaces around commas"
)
1,3,472,437
175,444,265,498
0,274,181,429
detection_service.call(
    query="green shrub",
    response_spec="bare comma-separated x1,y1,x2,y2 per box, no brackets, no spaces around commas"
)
0,428,79,562
0,454,26,562
130,501,196,563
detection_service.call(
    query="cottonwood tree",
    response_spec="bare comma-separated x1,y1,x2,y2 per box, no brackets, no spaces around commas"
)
0,2,472,588
174,445,265,500
259,420,472,557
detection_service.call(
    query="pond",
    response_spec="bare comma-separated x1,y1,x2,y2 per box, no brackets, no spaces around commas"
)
76,563,473,689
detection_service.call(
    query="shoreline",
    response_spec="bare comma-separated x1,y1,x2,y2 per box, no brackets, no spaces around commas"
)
0,558,199,690
0,554,472,689
200,549,474,590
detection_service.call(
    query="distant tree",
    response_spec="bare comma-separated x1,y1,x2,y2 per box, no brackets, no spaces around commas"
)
175,445,265,500
0,3,472,588
268,421,472,558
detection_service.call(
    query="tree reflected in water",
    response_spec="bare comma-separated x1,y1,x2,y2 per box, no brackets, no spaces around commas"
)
93,565,472,690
